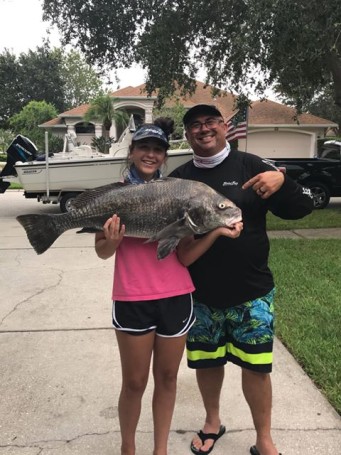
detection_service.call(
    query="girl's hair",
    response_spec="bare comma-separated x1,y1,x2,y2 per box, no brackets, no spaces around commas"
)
153,117,175,139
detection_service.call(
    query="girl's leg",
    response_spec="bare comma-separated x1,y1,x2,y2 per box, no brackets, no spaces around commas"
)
152,334,187,455
116,330,155,455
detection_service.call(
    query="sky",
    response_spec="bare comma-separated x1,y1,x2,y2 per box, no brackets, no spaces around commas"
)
0,0,147,89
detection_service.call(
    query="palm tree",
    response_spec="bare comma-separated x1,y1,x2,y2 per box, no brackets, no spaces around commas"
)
84,93,128,151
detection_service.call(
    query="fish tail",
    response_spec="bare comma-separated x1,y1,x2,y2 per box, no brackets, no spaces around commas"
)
16,214,66,254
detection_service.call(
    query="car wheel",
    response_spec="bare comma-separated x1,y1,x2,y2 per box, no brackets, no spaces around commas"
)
60,192,81,213
305,182,330,209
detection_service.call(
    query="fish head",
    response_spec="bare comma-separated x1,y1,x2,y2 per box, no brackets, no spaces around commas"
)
187,193,242,233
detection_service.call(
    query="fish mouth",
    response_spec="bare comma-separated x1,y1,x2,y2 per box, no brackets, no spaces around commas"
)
226,215,243,228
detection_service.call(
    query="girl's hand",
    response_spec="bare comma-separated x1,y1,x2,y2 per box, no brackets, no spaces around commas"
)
95,214,125,259
103,214,125,243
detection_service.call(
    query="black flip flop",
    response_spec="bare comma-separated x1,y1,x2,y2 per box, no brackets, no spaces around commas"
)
250,445,282,455
190,425,226,454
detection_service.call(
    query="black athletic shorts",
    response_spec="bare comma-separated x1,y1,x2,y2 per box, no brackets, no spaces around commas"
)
112,293,195,337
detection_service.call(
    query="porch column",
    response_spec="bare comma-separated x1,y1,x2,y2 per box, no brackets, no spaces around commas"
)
145,107,153,123
67,125,75,134
110,123,117,141
95,124,102,138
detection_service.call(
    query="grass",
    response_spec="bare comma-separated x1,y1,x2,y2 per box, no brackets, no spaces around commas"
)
267,207,341,230
9,182,23,189
269,239,341,414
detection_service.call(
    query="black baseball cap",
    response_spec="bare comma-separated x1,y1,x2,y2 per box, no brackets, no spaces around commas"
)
132,124,169,148
183,104,223,126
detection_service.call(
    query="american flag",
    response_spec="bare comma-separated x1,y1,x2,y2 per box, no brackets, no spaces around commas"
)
226,107,248,141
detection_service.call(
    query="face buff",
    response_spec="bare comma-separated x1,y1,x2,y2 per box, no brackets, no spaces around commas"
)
193,142,231,169
125,164,162,184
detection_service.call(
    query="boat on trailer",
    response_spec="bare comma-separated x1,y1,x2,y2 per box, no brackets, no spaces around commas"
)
0,122,193,212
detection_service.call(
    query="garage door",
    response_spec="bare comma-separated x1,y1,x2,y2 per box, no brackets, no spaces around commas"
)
239,131,312,158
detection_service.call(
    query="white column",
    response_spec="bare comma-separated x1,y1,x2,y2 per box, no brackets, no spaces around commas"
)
67,125,75,134
110,123,117,141
95,124,102,138
145,107,153,123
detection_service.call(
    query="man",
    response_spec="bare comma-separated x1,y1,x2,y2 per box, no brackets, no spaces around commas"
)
170,104,313,455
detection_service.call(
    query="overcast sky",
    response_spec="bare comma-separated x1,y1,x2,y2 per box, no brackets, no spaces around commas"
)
0,0,146,89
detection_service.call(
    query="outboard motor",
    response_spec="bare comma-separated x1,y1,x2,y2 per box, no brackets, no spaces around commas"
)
0,135,38,193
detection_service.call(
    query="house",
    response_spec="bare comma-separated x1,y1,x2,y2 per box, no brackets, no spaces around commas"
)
41,81,338,158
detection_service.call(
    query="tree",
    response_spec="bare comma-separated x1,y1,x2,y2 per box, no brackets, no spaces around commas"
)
84,93,128,151
59,49,103,109
303,84,341,136
0,43,65,128
153,100,187,140
18,43,67,113
9,100,58,150
0,44,105,128
42,0,341,108
0,50,26,128
0,129,15,153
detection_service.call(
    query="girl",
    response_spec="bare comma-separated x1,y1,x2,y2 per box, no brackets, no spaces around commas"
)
95,118,196,455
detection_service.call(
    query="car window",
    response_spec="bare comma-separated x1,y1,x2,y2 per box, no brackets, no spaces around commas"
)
320,148,340,160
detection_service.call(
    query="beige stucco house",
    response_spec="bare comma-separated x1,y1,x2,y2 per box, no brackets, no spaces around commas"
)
41,81,338,158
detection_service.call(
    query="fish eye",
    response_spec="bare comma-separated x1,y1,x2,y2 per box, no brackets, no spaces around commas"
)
218,202,227,209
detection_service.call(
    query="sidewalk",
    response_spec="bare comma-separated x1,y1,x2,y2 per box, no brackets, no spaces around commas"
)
268,227,341,239
0,192,340,454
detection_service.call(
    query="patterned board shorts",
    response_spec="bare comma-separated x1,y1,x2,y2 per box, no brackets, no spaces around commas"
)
186,289,275,373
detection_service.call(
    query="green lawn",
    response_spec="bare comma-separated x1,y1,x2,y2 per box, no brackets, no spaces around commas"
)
267,207,341,230
269,239,341,414
9,183,23,190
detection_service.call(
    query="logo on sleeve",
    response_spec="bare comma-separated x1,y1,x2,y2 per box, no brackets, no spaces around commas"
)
222,181,238,186
302,187,313,198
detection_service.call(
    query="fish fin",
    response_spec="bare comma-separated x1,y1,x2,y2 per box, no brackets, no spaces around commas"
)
76,227,102,234
16,214,65,254
148,213,201,245
147,217,188,243
156,238,180,260
71,182,128,209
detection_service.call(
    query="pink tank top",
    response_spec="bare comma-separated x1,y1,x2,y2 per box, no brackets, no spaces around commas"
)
112,237,195,301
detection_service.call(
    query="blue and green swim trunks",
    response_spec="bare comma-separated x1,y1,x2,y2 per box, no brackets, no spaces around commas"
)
186,289,275,373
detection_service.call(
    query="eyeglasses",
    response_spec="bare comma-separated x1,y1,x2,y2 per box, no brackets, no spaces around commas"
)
187,118,224,133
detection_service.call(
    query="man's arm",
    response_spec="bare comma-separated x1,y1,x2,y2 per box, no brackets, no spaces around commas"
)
266,175,314,219
242,157,314,219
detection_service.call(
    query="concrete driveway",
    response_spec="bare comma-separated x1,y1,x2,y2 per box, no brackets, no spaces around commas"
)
0,191,340,454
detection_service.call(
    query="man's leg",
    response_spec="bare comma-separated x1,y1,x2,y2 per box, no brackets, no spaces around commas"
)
191,366,225,452
242,369,279,455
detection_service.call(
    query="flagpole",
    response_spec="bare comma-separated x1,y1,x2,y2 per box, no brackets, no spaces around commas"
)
244,107,249,153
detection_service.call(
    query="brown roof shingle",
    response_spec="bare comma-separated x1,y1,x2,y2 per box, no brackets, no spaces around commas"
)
249,99,334,125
